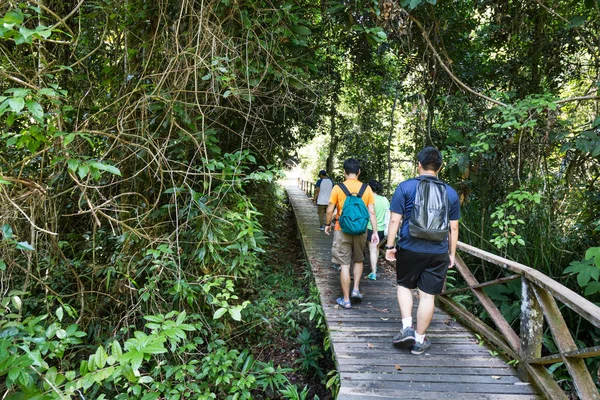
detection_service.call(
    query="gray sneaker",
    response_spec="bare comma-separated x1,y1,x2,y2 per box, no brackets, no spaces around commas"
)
392,327,415,345
410,337,431,355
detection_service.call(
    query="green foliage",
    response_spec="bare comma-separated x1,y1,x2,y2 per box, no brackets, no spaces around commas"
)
325,369,340,399
564,247,600,296
490,191,541,249
402,0,437,10
0,0,336,396
280,384,312,400
296,328,324,378
0,293,300,399
203,277,250,322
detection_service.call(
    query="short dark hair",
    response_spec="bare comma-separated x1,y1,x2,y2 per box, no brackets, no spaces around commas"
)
368,179,383,194
318,170,327,177
417,146,442,171
343,158,360,174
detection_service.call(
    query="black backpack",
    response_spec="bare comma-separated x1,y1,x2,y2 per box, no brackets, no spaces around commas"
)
408,177,449,242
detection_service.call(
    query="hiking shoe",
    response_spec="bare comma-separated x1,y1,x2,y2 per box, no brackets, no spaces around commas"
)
392,327,416,345
367,272,377,280
336,297,351,309
411,338,432,355
350,289,363,300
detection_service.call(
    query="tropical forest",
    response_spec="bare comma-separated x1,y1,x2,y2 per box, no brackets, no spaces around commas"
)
0,0,599,399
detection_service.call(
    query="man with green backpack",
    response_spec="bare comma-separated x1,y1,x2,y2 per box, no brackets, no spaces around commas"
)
324,158,379,309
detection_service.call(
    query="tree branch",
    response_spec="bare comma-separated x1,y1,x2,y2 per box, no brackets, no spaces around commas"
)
409,15,507,107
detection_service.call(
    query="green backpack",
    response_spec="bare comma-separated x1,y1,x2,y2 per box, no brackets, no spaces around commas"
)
338,183,369,235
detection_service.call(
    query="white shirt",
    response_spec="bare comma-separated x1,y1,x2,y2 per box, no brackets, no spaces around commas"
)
316,178,333,205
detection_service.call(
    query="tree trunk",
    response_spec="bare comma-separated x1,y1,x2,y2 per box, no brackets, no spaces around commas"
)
326,101,337,175
387,86,399,190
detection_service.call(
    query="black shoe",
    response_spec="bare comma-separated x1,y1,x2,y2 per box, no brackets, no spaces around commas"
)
392,327,415,345
410,337,431,355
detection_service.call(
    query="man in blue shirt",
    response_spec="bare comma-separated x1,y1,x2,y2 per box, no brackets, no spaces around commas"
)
384,147,460,355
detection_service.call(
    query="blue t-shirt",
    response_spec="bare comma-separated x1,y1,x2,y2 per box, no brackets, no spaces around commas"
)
390,175,460,254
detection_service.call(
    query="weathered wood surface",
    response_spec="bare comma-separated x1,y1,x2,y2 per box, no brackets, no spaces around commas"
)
285,180,542,400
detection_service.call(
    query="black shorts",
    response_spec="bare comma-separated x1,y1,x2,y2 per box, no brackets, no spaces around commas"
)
395,248,450,295
367,229,384,242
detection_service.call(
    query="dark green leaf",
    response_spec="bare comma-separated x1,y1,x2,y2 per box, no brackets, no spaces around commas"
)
567,16,587,28
291,25,311,36
16,241,34,251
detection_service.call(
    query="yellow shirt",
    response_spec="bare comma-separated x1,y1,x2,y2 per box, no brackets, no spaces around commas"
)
329,178,375,231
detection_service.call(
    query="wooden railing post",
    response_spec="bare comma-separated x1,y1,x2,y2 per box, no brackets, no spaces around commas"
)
518,277,543,381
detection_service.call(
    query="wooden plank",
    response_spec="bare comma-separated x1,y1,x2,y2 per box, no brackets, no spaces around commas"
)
341,372,525,384
458,242,600,330
437,296,520,360
338,388,543,400
438,294,567,400
334,342,491,352
337,380,538,395
336,357,511,368
339,365,519,376
533,285,600,400
335,350,497,359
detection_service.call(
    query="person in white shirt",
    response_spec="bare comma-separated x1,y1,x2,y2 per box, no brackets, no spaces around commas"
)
313,170,334,230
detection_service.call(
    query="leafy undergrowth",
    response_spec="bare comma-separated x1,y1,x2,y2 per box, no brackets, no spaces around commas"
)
0,183,336,399
241,184,336,399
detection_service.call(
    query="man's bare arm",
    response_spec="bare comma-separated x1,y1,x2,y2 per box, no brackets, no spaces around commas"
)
323,202,336,235
448,220,459,268
385,212,402,261
368,203,379,244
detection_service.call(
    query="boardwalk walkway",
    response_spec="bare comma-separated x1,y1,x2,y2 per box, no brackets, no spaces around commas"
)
285,179,541,400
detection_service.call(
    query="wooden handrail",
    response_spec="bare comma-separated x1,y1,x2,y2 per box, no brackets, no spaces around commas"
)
298,178,316,199
444,241,600,400
458,242,600,329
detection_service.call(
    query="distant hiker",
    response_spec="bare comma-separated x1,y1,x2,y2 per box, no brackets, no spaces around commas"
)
384,146,460,355
366,179,390,281
313,170,334,231
324,158,379,309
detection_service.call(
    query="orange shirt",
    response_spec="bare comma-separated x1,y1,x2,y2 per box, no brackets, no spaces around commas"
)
329,178,375,231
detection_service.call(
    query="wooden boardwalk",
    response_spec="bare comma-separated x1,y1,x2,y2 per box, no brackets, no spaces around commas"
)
285,180,542,400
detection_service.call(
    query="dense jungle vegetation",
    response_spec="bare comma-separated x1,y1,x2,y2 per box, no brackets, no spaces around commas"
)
0,0,599,398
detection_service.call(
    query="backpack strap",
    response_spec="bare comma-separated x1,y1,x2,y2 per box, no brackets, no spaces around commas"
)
337,183,352,196
357,183,367,197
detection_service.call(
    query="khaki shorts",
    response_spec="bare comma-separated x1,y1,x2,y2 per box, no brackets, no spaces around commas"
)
331,229,367,266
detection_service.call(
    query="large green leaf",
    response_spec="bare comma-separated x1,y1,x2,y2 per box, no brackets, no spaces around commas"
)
291,25,311,36
90,161,122,176
3,11,24,25
8,97,24,113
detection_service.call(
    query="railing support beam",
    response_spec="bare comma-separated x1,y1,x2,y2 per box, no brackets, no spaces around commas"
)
518,277,543,382
533,285,600,400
